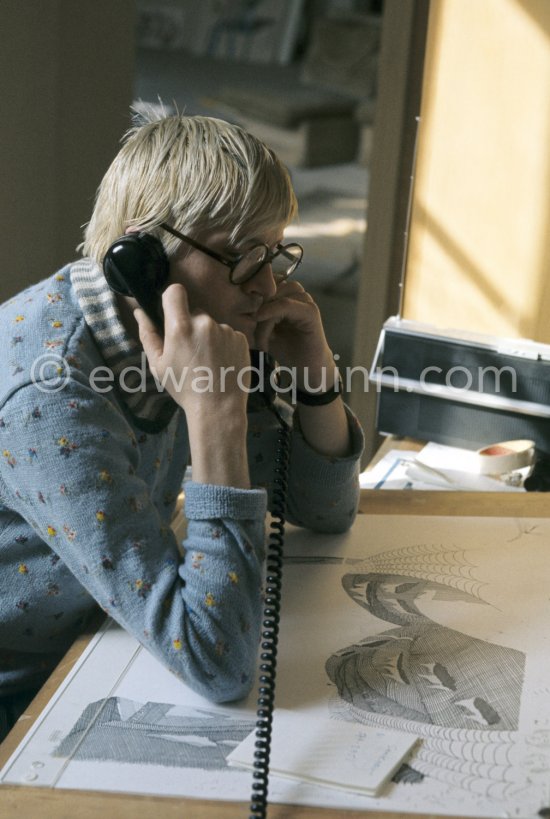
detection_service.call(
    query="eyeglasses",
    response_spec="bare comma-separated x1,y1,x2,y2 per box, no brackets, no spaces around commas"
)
160,222,303,285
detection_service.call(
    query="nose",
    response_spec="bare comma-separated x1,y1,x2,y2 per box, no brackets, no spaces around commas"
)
240,261,277,300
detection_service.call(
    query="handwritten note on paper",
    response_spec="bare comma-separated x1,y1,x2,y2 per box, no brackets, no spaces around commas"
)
227,709,420,797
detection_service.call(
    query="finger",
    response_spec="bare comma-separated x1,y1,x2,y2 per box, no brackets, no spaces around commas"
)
160,283,192,333
257,296,317,325
271,280,307,301
134,307,164,360
254,318,276,352
284,291,313,304
268,288,313,309
277,279,306,295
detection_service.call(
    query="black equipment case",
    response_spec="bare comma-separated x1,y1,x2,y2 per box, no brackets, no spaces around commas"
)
370,317,550,454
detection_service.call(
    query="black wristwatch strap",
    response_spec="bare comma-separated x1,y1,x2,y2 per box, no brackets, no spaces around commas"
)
295,376,343,406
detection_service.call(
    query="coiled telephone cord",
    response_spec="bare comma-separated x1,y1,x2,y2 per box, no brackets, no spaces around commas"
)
249,417,290,819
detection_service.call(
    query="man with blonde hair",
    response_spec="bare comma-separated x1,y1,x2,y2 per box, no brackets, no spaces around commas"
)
0,112,363,740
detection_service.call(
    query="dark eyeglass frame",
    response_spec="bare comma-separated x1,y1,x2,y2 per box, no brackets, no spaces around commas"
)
160,222,303,285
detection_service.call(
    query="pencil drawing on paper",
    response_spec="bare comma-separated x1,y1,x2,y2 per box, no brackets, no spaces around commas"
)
54,697,255,770
326,543,525,731
326,572,524,730
3,516,550,817
324,542,529,802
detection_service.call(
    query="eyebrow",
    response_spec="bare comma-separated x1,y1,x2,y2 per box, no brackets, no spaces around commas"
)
224,233,285,254
229,237,284,254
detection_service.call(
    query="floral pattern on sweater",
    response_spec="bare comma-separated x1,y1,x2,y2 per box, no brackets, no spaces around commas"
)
0,261,363,703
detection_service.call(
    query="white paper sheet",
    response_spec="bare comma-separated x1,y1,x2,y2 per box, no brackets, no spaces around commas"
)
360,446,527,491
227,709,420,796
359,449,423,489
3,514,550,817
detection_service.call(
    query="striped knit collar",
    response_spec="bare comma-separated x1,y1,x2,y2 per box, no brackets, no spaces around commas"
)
69,258,176,431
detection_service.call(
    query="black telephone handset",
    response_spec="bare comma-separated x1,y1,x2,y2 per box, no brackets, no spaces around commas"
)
104,233,289,818
103,232,166,332
104,234,276,411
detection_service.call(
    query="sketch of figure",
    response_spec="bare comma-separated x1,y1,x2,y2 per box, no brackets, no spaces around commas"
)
326,572,525,731
54,697,255,770
285,531,550,810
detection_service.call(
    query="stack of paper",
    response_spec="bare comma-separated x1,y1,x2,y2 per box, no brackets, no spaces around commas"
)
227,709,420,797
360,444,528,491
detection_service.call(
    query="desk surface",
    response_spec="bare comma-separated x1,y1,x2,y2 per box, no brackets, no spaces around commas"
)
1,442,548,818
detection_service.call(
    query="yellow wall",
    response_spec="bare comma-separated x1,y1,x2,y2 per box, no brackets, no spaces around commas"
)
403,0,550,341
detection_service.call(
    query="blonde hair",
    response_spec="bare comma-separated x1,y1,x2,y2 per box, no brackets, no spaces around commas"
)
81,112,298,265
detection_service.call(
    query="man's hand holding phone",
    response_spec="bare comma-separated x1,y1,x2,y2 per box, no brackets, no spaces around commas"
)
134,283,252,488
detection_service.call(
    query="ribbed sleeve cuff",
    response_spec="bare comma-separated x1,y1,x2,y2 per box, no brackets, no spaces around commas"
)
291,404,364,486
183,482,268,520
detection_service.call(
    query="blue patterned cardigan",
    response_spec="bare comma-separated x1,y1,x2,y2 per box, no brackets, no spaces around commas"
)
0,260,363,716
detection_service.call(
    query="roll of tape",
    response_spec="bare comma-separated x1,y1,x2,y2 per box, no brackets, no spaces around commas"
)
475,439,535,475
